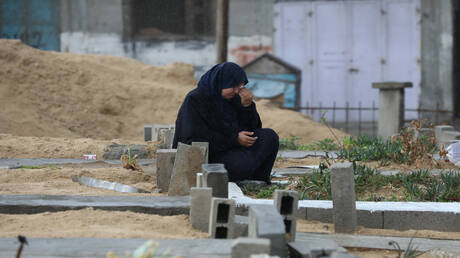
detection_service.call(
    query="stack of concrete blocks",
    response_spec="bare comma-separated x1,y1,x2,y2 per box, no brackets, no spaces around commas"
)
190,187,213,232
231,238,271,258
209,198,236,239
330,162,357,234
273,190,298,242
168,143,207,196
372,82,412,139
435,125,460,147
156,149,177,193
202,163,229,198
287,239,348,258
248,205,286,257
143,124,175,142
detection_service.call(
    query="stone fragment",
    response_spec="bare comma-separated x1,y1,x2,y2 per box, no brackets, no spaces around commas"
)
190,187,213,232
231,237,271,258
168,143,206,196
331,162,357,234
156,149,177,193
209,198,236,239
248,204,286,257
274,190,298,242
196,173,203,187
203,163,229,198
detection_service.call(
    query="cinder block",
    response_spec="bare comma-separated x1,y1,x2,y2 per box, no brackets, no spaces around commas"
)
156,149,177,193
192,142,209,163
144,125,152,141
168,143,206,196
203,163,229,198
234,215,249,238
383,210,460,232
248,204,286,257
232,237,271,258
357,210,383,229
274,190,299,242
288,240,346,258
209,198,236,239
190,187,213,232
331,162,357,233
196,173,203,187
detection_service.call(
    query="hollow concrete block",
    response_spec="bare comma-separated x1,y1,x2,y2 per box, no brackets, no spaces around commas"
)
156,149,177,193
331,162,356,233
190,187,213,232
231,237,271,258
274,190,299,242
168,143,206,196
248,204,286,257
209,198,236,239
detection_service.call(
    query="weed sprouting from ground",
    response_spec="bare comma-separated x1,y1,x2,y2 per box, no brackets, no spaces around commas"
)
240,184,286,199
279,136,339,151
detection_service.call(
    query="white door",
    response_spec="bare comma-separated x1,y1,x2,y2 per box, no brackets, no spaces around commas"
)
274,0,421,122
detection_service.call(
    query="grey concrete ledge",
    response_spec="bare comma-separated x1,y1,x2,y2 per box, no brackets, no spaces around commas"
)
0,195,189,215
0,238,233,258
0,158,156,169
297,232,460,253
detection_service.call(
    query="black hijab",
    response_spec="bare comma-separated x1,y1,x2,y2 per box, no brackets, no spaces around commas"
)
197,62,248,132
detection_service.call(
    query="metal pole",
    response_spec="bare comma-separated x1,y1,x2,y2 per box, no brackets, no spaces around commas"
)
345,102,349,133
332,101,336,127
358,101,362,135
216,0,229,63
372,101,376,137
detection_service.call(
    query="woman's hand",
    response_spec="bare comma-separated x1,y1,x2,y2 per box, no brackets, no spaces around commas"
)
238,131,258,147
239,87,254,107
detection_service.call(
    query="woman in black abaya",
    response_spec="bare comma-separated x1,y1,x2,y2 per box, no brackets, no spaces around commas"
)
172,62,279,184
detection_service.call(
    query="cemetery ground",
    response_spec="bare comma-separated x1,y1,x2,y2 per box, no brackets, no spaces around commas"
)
1,125,460,257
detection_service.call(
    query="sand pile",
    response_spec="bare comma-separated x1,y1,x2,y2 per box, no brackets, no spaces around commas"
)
0,39,345,143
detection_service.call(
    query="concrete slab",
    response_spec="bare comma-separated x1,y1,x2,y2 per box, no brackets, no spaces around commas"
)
277,151,338,159
0,195,189,215
71,175,150,193
0,238,233,258
0,158,155,169
296,232,460,253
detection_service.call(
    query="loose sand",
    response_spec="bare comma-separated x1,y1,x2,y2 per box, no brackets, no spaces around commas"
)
0,39,346,145
0,166,162,196
0,208,207,239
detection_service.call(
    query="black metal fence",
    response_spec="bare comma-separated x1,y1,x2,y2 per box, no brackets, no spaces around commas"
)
286,101,455,136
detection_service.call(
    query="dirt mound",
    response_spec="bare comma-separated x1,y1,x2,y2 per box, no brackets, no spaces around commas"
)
0,39,345,143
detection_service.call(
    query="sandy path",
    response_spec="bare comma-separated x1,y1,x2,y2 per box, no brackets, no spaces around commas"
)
0,208,207,239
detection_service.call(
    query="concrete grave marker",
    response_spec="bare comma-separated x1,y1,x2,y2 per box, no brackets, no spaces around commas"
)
192,142,209,163
209,198,236,239
168,143,206,196
274,190,298,242
190,187,213,232
202,163,228,198
231,237,271,258
248,204,286,257
331,162,357,234
156,149,177,193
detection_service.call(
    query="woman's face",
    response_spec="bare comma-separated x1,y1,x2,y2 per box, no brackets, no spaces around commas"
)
221,83,244,99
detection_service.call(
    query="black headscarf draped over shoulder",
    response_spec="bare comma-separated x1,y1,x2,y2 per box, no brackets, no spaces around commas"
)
172,62,261,157
197,62,248,97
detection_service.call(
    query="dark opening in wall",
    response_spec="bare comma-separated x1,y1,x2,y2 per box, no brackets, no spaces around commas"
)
125,0,216,41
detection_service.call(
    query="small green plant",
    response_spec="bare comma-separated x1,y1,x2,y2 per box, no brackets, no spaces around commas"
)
240,184,285,199
46,164,59,170
279,135,301,150
388,237,425,258
20,165,41,169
